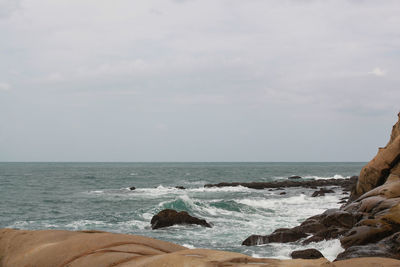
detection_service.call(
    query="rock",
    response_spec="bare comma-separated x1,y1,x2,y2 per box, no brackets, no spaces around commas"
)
242,227,308,246
175,186,186,190
291,248,324,259
312,188,335,197
353,113,400,199
288,176,302,179
129,186,136,190
205,178,357,191
280,192,286,195
151,209,211,230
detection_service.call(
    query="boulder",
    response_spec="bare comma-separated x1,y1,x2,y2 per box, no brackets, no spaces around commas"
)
288,176,302,179
151,209,211,230
291,248,324,259
175,186,186,190
129,186,136,190
242,227,308,246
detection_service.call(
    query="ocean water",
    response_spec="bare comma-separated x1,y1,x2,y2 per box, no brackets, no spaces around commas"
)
0,162,365,261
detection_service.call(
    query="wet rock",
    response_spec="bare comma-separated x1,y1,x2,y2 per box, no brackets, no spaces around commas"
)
280,192,286,195
311,188,335,197
205,178,357,191
151,209,212,230
290,248,324,259
175,186,186,190
288,176,302,180
129,186,136,190
242,227,308,246
337,232,400,260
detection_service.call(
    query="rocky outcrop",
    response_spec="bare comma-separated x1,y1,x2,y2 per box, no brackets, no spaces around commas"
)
1,228,400,267
353,112,400,199
311,188,335,197
151,209,212,229
205,177,357,191
242,113,400,261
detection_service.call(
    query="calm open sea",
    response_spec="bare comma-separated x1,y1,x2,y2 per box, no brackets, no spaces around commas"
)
0,162,365,260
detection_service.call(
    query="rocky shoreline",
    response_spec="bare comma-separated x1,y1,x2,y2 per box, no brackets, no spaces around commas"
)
1,113,399,266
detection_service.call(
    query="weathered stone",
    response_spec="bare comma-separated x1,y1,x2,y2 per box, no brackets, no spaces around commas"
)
291,248,324,259
151,209,211,230
242,227,308,246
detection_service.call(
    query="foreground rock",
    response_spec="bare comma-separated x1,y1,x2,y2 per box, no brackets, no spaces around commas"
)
291,248,324,259
1,228,400,267
242,113,400,261
151,209,212,229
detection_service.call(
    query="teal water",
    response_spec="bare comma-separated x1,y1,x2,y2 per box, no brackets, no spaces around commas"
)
0,162,365,260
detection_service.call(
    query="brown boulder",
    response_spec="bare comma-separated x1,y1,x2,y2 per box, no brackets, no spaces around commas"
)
291,248,324,259
151,209,211,229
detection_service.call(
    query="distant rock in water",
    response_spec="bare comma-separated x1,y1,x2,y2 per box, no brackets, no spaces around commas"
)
280,192,286,195
311,188,334,197
291,249,324,259
129,186,136,190
288,176,302,180
175,186,186,190
151,209,212,230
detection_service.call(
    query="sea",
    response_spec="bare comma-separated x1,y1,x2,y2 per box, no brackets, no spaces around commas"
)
0,162,365,261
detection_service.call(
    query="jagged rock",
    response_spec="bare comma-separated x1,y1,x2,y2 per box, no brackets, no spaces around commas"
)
288,176,302,179
151,209,211,230
242,227,308,246
205,178,357,191
353,113,400,199
291,248,324,259
175,186,186,190
311,188,335,197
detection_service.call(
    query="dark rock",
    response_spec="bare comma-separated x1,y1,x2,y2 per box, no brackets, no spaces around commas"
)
175,186,186,190
336,232,400,261
204,177,357,191
242,227,308,246
312,188,335,197
280,192,286,195
129,186,136,190
290,248,324,259
288,176,302,180
151,209,211,230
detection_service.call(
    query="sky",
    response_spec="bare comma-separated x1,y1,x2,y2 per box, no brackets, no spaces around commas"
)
0,0,399,162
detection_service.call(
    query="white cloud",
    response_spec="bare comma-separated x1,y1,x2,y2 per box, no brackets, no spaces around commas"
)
369,67,386,77
0,82,11,91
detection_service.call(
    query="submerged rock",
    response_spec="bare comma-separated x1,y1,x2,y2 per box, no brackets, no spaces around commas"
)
288,176,302,179
311,188,335,197
129,186,136,190
291,249,324,259
151,209,212,230
175,186,186,190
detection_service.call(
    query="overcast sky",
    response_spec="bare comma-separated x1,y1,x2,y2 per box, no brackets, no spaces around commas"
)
0,0,399,162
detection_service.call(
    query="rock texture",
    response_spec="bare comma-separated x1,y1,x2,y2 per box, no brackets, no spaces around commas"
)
242,113,400,261
353,112,400,199
291,248,324,259
1,228,400,267
151,209,212,229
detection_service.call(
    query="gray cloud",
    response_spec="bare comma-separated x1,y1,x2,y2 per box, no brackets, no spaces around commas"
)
0,0,399,161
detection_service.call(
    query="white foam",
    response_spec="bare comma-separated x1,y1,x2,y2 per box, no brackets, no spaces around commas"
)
189,185,251,193
182,244,196,249
65,220,105,229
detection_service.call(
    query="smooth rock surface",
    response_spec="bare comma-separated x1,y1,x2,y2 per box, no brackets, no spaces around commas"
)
1,228,400,267
151,209,212,229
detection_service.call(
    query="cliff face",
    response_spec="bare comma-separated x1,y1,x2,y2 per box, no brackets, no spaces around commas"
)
354,113,400,198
